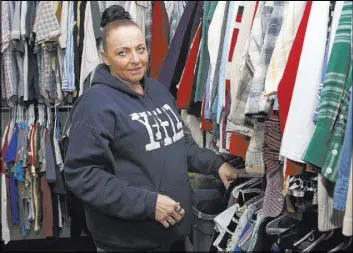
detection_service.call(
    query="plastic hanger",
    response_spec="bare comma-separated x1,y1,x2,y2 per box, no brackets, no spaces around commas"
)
266,215,300,235
300,232,328,252
293,230,316,247
328,242,346,252
342,238,352,250
231,177,262,199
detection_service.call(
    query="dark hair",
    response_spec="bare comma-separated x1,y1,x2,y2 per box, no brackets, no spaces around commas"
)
101,5,140,51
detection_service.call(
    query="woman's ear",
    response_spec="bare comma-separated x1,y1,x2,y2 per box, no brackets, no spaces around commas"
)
101,51,111,66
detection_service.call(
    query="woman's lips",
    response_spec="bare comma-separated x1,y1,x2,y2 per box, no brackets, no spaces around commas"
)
128,67,142,74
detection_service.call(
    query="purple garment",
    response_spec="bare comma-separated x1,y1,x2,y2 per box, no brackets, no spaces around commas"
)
158,1,199,88
9,174,19,224
3,123,19,168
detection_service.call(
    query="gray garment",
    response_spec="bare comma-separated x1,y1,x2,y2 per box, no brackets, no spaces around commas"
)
209,2,230,113
11,1,23,100
45,127,57,183
226,59,255,137
91,1,102,39
10,48,19,104
318,174,344,231
245,1,286,116
226,2,272,137
164,1,187,41
26,1,36,42
11,1,21,39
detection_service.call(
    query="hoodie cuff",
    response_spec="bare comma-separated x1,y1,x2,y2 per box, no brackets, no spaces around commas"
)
211,155,226,177
145,190,158,219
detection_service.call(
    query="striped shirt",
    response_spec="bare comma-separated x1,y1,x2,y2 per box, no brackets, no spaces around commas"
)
62,1,76,93
303,1,352,183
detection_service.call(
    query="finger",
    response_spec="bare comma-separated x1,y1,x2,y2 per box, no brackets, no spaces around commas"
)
220,175,230,189
177,207,185,217
171,210,182,223
167,217,176,226
160,220,170,228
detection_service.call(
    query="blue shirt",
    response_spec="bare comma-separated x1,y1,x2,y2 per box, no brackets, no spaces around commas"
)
333,88,352,210
217,1,235,124
62,1,76,93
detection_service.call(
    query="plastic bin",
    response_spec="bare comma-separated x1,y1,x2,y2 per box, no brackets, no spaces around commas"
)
189,188,225,252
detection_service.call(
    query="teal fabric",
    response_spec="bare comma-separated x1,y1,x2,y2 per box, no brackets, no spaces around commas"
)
194,1,218,102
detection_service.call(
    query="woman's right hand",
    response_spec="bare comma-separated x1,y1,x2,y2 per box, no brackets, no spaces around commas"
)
155,194,185,228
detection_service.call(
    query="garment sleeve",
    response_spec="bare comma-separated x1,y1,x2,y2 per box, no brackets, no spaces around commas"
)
183,122,225,176
63,94,158,221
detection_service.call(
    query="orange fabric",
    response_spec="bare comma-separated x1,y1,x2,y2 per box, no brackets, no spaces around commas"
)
177,24,202,109
149,1,169,79
286,159,305,176
228,133,250,160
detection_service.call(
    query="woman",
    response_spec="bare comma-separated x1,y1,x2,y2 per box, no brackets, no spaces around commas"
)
64,5,240,252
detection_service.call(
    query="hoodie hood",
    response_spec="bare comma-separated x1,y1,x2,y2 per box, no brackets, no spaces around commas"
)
91,64,149,98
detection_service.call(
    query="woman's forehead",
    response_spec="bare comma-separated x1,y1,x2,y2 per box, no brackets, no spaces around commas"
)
107,26,145,48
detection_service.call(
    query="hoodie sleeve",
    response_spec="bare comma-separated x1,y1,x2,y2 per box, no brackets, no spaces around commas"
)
64,91,158,221
183,122,225,176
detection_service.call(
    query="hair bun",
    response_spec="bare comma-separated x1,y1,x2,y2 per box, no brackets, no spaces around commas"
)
101,5,132,28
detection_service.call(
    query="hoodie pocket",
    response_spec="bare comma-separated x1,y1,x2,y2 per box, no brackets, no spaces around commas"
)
157,160,189,193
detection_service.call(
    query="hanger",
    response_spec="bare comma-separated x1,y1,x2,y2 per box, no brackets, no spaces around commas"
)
300,232,327,252
266,215,300,235
293,230,316,247
231,177,262,199
342,238,352,250
294,229,335,252
328,242,346,252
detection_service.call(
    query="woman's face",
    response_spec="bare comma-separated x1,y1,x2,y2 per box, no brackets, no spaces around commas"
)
102,25,148,85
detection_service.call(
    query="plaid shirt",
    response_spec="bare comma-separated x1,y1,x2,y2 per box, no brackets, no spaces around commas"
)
303,1,352,183
245,1,286,116
145,1,153,59
1,1,16,105
33,1,61,44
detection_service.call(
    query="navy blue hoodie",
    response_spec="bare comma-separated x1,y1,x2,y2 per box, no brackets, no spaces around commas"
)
63,64,225,250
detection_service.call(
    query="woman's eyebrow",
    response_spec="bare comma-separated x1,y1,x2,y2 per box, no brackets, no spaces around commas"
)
114,44,145,51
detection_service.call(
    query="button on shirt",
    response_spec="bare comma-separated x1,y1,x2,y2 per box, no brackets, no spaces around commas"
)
333,88,353,211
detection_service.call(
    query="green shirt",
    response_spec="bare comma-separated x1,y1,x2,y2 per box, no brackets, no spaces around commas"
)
303,1,352,182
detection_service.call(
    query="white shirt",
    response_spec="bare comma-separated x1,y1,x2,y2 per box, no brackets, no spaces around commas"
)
79,2,101,96
280,1,330,162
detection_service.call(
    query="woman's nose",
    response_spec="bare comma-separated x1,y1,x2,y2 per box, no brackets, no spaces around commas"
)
130,52,141,64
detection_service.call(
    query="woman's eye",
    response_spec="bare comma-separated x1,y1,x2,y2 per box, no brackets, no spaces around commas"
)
138,47,145,53
118,51,126,56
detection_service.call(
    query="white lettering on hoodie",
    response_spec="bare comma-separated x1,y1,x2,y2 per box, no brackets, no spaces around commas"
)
130,104,184,151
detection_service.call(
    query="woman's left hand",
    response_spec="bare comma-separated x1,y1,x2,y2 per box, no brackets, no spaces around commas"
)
218,162,246,189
